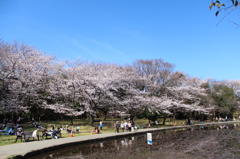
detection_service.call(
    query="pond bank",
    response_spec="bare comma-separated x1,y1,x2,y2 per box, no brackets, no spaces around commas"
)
1,121,239,159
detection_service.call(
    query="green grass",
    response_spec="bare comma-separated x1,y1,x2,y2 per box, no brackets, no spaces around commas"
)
0,118,115,146
0,118,199,146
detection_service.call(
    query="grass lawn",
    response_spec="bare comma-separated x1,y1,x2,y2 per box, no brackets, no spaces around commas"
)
0,118,197,146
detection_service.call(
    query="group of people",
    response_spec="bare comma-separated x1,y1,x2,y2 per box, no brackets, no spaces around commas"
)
215,116,229,122
31,118,44,129
91,126,100,134
15,125,61,141
114,120,135,133
42,126,62,139
186,118,193,125
2,117,24,126
0,122,23,135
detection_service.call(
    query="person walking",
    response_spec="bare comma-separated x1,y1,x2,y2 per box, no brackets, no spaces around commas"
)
113,121,120,133
124,121,128,131
121,121,125,132
113,121,117,133
128,121,132,132
116,121,120,133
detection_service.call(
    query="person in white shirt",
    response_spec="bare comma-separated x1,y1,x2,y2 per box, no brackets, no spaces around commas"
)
32,129,40,141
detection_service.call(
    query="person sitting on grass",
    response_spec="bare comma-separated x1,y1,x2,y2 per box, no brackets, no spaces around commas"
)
58,125,64,130
66,125,75,133
91,128,95,135
8,126,15,135
95,126,100,134
35,122,44,129
0,125,8,132
66,127,72,133
1,126,15,135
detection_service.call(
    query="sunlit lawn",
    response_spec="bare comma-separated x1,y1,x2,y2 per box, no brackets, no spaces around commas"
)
0,118,195,146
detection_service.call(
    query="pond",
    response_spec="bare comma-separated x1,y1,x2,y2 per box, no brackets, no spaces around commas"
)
29,123,240,159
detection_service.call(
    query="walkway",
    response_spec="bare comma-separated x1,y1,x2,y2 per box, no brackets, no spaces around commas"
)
0,121,239,159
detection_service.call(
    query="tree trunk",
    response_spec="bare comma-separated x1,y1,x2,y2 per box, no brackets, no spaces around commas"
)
11,112,14,124
36,107,44,123
130,113,136,122
173,110,176,124
88,114,94,126
162,115,167,125
70,116,73,125
212,111,215,121
102,111,107,121
98,109,108,121
38,116,41,123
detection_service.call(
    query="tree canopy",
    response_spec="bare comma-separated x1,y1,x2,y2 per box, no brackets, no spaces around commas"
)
0,40,239,124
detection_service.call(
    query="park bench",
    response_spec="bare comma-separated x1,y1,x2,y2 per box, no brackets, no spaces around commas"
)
24,131,40,141
42,130,61,139
42,131,52,139
15,131,39,142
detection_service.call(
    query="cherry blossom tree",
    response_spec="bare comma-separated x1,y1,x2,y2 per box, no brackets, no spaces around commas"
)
0,40,65,122
2,40,238,125
167,75,208,121
132,59,178,122
49,61,130,125
47,60,86,124
132,59,209,123
106,65,147,122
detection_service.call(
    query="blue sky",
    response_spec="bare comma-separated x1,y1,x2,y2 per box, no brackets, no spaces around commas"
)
1,0,239,81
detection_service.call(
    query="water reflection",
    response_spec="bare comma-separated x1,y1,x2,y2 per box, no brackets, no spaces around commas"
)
30,123,240,159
